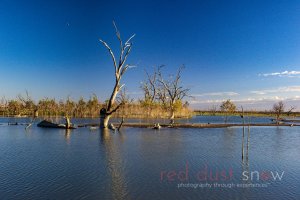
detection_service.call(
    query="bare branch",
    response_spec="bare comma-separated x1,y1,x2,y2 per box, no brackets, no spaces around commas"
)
125,34,136,46
107,103,123,115
287,105,296,116
99,39,118,73
273,101,285,123
155,65,190,120
119,84,125,91
119,45,132,71
112,21,125,68
113,21,123,50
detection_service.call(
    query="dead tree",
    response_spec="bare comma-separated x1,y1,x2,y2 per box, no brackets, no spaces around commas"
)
273,101,285,124
157,65,189,124
117,88,133,131
286,106,296,116
140,66,161,116
141,67,159,104
241,106,245,161
209,105,218,116
99,22,135,128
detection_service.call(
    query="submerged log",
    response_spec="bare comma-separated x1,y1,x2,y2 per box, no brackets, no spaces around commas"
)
37,120,76,129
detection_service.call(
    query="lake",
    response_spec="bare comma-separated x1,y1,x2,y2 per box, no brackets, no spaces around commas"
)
0,116,299,199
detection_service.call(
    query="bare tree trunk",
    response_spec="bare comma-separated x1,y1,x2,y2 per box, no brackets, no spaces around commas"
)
170,110,175,119
170,109,175,124
107,80,120,111
99,22,135,129
100,110,111,128
100,80,119,129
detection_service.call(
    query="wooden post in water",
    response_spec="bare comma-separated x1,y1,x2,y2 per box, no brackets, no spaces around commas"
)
118,117,124,131
246,117,250,160
241,106,245,161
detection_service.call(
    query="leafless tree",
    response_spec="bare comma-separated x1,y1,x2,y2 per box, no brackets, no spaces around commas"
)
157,65,190,124
99,21,135,128
286,105,296,116
141,66,160,105
209,105,218,115
140,66,161,116
273,101,285,124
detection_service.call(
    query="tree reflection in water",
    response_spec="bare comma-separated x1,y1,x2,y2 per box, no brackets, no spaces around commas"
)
100,128,129,199
64,129,71,143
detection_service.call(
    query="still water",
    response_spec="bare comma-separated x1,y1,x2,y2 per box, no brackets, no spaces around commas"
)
0,116,299,199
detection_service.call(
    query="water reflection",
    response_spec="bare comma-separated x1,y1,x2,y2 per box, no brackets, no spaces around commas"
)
272,127,286,155
246,125,250,161
64,129,71,143
100,129,129,199
100,128,111,143
221,128,238,157
275,127,284,134
223,127,236,135
240,145,251,200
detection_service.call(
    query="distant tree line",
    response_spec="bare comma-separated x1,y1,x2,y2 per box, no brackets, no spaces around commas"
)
0,94,101,118
0,91,191,119
195,99,297,122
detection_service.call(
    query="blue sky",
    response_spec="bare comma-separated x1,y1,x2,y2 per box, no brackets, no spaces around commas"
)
1,0,300,110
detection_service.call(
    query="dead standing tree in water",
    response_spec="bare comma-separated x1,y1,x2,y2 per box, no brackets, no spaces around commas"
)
140,66,159,117
273,101,285,124
241,106,245,161
157,66,189,124
99,22,135,128
272,101,296,125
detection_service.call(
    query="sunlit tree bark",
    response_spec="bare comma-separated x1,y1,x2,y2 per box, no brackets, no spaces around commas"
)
99,22,135,128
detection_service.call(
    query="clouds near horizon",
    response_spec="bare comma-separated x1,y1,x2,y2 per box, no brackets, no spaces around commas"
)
259,70,300,77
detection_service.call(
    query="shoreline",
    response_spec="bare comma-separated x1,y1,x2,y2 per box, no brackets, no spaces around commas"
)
195,111,300,118
78,122,298,129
